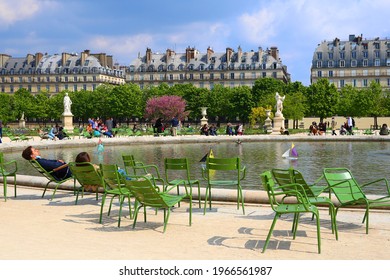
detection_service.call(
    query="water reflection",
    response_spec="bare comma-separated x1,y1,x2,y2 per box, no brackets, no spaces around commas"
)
6,141,390,194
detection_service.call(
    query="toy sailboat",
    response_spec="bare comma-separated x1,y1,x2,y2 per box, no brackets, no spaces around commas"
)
199,148,214,162
282,143,298,160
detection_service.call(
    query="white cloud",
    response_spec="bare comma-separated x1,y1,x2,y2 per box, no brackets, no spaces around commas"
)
0,0,59,27
0,0,38,25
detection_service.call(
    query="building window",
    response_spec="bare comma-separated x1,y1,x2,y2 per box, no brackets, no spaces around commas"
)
210,82,214,89
199,82,204,88
220,73,224,79
363,70,368,76
159,74,164,80
375,50,380,58
328,61,334,67
150,74,154,80
190,73,194,80
353,79,357,87
351,51,357,59
339,70,344,77
363,59,368,67
92,84,96,91
316,61,322,68
340,52,345,59
328,52,333,59
240,72,245,79
28,85,31,92
230,73,234,79
83,84,87,90
339,60,345,67
387,79,390,86
210,73,214,79
317,52,322,60
328,70,333,77
200,73,204,80
10,85,14,93
74,85,78,91
375,78,380,84
230,82,235,88
179,74,184,80
375,59,380,66
74,76,77,82
55,85,59,92
351,70,356,76
340,80,345,88
363,51,368,58
351,60,357,67
317,71,322,77
169,74,173,80
64,85,68,90
375,69,380,76
272,72,277,78
363,79,368,87
37,85,40,92
262,72,266,78
252,72,256,79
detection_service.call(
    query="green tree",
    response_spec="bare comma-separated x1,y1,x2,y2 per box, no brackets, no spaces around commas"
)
0,93,14,123
305,79,339,121
13,88,35,121
230,86,254,123
252,77,286,110
284,82,307,129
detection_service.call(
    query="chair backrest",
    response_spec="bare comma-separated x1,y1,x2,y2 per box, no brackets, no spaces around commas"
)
323,168,366,203
29,159,57,182
272,168,316,197
125,177,167,208
206,157,242,181
69,162,104,188
99,164,125,191
260,171,280,211
122,154,147,175
164,158,191,181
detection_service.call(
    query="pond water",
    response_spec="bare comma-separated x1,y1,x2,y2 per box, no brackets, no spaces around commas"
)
5,141,390,194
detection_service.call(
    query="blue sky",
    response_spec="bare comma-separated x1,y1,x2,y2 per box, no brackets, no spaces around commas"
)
1,0,390,86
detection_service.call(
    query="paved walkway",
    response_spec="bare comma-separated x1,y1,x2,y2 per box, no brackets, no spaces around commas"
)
1,185,390,260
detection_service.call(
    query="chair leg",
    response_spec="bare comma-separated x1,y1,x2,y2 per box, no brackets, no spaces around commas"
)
365,206,370,234
163,208,171,233
177,185,181,207
99,193,107,224
238,185,245,215
117,196,124,227
314,211,321,254
189,196,192,226
108,195,116,216
128,195,133,219
132,204,142,229
203,185,210,215
50,183,61,200
3,176,7,201
262,214,280,253
196,182,201,208
42,181,51,198
292,213,300,239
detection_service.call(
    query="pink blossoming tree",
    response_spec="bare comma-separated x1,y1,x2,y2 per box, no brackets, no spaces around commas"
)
144,95,189,122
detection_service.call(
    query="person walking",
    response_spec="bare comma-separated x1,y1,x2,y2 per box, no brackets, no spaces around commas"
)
171,116,179,136
331,117,337,136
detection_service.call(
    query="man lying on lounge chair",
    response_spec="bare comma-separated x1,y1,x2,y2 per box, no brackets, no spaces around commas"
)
21,146,72,180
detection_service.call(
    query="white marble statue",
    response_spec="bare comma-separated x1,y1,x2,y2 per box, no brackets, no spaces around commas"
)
275,92,285,115
63,92,72,114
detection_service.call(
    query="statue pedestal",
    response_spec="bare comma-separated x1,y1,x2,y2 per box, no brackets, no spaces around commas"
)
19,119,26,128
200,117,208,126
62,113,74,132
271,114,285,135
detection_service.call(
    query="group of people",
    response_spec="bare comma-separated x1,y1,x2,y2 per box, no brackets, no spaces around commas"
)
200,123,218,136
39,123,69,140
310,117,356,136
85,117,115,138
226,123,243,136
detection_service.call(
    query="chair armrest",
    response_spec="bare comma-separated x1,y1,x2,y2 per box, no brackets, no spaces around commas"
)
53,163,69,172
0,160,18,173
361,177,390,195
240,165,247,180
201,164,207,180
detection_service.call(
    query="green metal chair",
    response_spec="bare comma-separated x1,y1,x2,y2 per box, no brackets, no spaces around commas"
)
68,162,103,204
28,159,75,200
272,168,338,240
323,167,390,234
260,171,322,254
202,157,246,214
0,152,18,201
122,154,165,187
125,176,192,233
99,164,133,227
164,157,201,208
